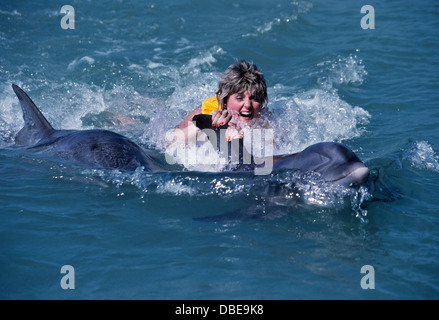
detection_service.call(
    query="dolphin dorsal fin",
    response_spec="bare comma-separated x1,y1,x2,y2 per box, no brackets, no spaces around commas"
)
12,84,54,146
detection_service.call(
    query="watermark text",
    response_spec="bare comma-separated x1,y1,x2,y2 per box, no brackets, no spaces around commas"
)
60,5,75,30
361,5,375,30
360,265,375,289
165,126,274,175
60,265,75,290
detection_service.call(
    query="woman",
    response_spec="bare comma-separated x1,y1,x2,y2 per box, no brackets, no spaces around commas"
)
175,60,268,143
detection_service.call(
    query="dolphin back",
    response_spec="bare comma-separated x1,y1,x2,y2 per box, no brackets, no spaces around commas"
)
12,84,54,146
50,129,155,171
11,84,157,171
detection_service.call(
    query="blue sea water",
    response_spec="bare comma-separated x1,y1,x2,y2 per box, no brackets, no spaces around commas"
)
0,0,438,299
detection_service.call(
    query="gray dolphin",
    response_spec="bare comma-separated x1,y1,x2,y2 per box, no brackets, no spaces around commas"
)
12,84,156,171
193,115,370,187
272,142,370,187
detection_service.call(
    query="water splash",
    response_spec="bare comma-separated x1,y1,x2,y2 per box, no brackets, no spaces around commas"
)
0,83,26,147
243,1,313,37
403,140,439,173
270,88,370,154
77,166,371,220
317,53,368,89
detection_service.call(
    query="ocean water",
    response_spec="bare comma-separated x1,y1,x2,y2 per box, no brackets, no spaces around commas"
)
1,0,438,300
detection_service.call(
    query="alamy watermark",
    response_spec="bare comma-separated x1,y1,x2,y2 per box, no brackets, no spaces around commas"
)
360,265,375,290
60,5,75,30
60,265,75,290
165,126,274,175
60,5,375,31
361,5,375,30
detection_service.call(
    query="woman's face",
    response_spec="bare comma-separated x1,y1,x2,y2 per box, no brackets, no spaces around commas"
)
226,91,263,125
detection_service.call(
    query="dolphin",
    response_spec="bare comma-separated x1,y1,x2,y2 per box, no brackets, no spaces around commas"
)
12,84,157,171
272,142,370,187
193,114,370,187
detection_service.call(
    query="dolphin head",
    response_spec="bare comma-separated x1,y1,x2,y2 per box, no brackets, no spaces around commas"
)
329,162,370,187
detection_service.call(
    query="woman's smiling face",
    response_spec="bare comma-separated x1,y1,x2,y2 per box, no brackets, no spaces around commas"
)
226,91,263,125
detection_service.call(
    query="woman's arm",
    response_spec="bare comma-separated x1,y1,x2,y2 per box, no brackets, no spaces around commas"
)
175,105,202,129
167,105,203,147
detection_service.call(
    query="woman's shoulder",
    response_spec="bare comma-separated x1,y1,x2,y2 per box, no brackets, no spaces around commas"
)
201,96,218,115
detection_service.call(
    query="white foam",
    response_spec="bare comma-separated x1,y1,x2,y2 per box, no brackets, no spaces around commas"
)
156,180,196,196
182,46,224,74
317,54,368,89
147,61,165,69
404,140,439,172
0,83,26,147
270,88,371,154
67,56,96,71
94,46,126,57
56,83,107,130
0,10,21,16
255,13,298,35
242,1,313,37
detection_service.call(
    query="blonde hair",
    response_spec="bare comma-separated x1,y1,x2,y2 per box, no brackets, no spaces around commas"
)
216,60,267,110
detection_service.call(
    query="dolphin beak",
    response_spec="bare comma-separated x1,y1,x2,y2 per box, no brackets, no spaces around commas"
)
333,163,370,187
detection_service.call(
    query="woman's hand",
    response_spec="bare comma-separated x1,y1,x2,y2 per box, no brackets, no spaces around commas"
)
210,109,232,127
224,123,243,142
210,109,243,141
